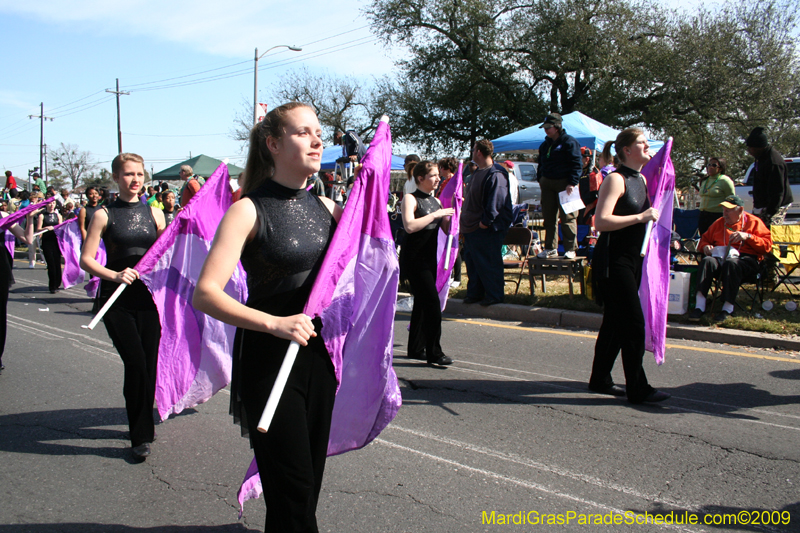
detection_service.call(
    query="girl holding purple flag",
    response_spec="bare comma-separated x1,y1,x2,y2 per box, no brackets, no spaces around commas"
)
35,199,63,293
400,160,454,366
0,209,36,373
193,102,342,532
588,128,670,404
80,153,166,460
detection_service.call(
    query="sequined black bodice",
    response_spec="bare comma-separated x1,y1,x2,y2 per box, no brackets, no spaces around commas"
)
241,179,335,306
102,198,158,271
41,211,59,228
400,189,442,275
612,165,650,216
163,208,177,226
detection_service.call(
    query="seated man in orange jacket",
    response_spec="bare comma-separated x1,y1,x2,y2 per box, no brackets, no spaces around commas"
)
689,194,773,322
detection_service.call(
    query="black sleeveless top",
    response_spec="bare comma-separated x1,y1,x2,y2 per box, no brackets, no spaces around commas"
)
163,208,177,226
241,178,336,312
399,189,442,278
593,165,650,283
41,211,59,228
83,204,100,231
99,198,159,309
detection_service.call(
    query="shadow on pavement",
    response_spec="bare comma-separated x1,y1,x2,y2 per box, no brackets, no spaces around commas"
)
0,525,259,532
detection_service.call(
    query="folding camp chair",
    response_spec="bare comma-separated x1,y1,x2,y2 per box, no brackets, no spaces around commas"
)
503,227,534,295
769,224,800,295
672,208,701,263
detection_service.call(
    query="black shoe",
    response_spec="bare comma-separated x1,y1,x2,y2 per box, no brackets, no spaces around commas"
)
407,352,426,360
713,310,733,322
462,297,481,304
0,364,4,374
479,299,502,307
630,390,671,404
588,384,626,397
427,355,453,366
688,307,704,321
131,443,151,459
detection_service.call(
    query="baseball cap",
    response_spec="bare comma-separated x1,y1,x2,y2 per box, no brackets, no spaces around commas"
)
539,113,563,128
719,195,744,208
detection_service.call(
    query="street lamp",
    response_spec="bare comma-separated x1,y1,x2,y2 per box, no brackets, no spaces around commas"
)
254,45,302,126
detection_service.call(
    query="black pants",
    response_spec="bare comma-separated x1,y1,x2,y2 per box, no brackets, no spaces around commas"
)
590,264,654,402
240,329,337,533
0,278,8,366
103,306,160,447
697,254,760,305
41,234,62,292
462,228,507,303
407,268,444,361
452,249,462,282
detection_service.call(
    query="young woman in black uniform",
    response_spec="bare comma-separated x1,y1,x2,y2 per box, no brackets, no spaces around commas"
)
0,210,35,372
588,128,670,404
78,185,101,241
36,199,63,293
400,160,454,366
193,102,342,532
80,153,166,459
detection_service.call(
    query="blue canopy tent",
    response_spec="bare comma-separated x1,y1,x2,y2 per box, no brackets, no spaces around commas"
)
491,111,664,154
320,145,406,171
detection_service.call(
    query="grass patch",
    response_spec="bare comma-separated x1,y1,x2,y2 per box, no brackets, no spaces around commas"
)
445,263,800,336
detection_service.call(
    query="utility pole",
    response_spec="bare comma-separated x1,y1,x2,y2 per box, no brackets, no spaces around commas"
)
28,103,54,187
106,79,129,154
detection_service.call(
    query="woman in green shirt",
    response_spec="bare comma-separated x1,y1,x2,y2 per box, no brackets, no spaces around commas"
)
698,157,735,235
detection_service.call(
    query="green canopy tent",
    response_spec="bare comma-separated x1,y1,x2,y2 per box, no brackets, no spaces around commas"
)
152,154,244,181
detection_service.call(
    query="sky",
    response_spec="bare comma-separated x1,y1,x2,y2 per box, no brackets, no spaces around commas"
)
0,0,709,186
0,0,401,183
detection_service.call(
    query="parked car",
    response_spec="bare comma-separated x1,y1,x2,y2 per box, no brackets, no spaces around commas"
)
735,157,800,219
514,162,540,207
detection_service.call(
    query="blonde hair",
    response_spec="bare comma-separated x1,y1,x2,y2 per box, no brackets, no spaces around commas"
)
242,102,312,195
111,153,145,176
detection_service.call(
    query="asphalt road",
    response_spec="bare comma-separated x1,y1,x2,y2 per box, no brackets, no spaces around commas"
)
1,263,798,532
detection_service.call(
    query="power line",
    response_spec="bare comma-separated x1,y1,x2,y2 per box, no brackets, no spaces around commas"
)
124,132,228,137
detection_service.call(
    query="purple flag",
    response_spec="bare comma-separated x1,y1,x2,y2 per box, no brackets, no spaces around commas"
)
134,163,247,420
4,232,14,261
639,138,675,365
0,197,56,232
237,118,402,513
54,218,106,298
436,163,463,309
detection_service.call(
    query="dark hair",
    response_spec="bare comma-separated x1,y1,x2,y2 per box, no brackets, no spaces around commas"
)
709,157,727,175
474,139,494,158
85,186,98,203
404,154,420,181
111,153,144,176
601,140,615,166
412,160,438,184
437,157,458,174
614,128,645,163
242,102,313,195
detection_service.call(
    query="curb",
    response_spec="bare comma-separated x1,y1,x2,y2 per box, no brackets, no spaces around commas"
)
398,295,800,352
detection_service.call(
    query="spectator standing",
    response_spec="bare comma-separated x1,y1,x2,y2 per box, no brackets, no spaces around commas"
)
162,190,178,225
500,161,519,205
689,195,772,322
179,165,203,206
745,127,793,227
460,139,513,307
4,171,17,198
436,157,458,198
78,186,101,241
33,173,46,195
697,157,735,235
536,113,583,259
403,154,421,195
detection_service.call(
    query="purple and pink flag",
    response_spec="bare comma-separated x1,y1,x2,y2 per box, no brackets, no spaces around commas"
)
436,162,463,309
54,218,105,297
4,232,14,261
639,138,675,365
134,163,247,420
0,197,56,233
237,117,402,513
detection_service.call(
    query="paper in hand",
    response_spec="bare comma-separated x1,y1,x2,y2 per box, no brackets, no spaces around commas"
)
558,188,585,214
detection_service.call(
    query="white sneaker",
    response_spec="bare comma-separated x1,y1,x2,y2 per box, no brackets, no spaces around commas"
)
449,280,461,288
28,261,35,269
537,249,557,259
563,250,577,259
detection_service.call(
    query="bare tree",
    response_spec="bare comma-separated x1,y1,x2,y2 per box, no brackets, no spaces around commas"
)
49,143,96,190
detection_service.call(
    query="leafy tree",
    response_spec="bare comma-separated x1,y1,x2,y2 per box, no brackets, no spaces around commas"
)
82,168,114,189
49,143,96,190
46,169,66,191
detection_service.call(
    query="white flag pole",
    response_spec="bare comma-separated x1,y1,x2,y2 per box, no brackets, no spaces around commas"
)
444,234,454,271
640,221,654,257
257,339,300,433
82,283,127,330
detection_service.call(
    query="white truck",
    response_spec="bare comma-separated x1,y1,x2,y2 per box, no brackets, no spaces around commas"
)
735,157,800,219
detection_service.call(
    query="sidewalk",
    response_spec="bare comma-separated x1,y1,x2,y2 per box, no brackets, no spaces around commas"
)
399,295,800,352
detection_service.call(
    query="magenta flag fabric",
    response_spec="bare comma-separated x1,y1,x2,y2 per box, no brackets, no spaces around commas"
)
54,218,106,298
4,232,14,260
135,163,247,420
436,162,463,309
237,119,402,513
639,138,675,365
0,197,56,232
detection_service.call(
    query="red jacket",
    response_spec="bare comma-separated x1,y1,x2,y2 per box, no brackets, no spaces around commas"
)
5,174,16,190
698,212,772,260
